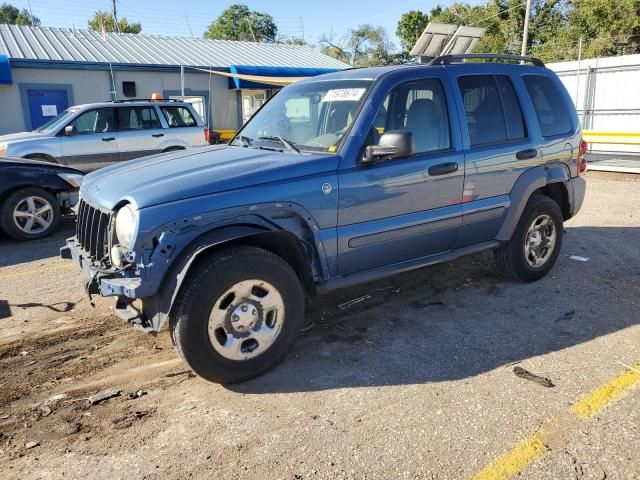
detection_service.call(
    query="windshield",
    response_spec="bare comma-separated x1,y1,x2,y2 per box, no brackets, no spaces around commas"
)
34,108,79,133
231,80,373,154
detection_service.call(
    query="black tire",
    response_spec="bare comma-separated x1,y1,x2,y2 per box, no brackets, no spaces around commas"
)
0,187,61,240
494,194,563,282
170,246,306,384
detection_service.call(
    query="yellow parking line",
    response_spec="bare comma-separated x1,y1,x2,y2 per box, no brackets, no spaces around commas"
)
471,361,640,479
472,429,548,480
571,362,640,419
0,263,74,281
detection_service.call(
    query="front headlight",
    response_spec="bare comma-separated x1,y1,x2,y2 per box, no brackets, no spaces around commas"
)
114,204,138,249
0,143,6,156
57,172,84,188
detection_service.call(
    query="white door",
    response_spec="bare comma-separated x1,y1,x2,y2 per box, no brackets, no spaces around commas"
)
116,106,166,161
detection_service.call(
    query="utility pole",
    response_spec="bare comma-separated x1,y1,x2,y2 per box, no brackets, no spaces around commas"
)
112,0,120,34
520,0,532,57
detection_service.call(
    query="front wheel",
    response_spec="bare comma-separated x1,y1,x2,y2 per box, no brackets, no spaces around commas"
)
0,187,61,240
170,246,305,384
494,194,563,282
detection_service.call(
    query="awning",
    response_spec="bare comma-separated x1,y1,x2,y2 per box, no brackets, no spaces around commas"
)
0,55,11,85
228,65,340,89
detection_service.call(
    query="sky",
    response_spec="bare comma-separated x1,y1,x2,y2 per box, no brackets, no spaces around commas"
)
7,0,484,50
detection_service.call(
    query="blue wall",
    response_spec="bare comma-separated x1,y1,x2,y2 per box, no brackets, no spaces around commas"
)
0,55,12,85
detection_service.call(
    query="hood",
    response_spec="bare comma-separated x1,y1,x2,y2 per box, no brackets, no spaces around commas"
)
81,145,339,210
0,156,83,174
0,131,51,143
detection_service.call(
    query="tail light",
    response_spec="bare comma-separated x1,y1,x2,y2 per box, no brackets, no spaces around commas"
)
204,127,210,144
577,139,588,175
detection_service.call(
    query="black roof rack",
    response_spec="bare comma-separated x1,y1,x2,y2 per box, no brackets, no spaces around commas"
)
429,54,545,67
111,98,184,103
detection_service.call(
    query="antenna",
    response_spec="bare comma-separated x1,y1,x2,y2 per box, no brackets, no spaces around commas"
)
184,11,195,40
109,62,117,101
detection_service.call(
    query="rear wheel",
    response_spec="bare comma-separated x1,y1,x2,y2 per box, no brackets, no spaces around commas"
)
494,194,563,282
0,187,61,240
170,246,305,384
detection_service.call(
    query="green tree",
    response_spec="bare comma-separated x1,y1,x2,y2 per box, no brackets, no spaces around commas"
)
205,4,277,42
0,2,40,26
562,0,640,59
88,10,142,34
422,1,567,61
396,10,430,54
408,0,639,63
320,24,399,67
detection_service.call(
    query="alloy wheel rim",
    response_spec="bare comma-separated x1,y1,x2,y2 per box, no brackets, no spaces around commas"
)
524,214,556,268
13,196,54,234
208,279,285,361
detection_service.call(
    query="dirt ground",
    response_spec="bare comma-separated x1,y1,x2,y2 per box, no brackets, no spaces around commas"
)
1,172,639,480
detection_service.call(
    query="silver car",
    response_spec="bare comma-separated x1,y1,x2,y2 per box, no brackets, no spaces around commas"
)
0,100,208,172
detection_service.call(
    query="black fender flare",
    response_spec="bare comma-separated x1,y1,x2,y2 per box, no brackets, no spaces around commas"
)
496,164,570,241
143,225,271,331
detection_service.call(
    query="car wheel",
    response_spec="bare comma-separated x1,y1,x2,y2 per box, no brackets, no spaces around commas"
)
494,194,563,282
170,246,306,384
0,187,61,240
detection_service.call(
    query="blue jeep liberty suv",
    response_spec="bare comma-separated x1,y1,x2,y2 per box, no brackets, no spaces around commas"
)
61,54,587,383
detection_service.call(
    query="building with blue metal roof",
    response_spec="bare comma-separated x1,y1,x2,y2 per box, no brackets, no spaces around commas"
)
0,24,348,134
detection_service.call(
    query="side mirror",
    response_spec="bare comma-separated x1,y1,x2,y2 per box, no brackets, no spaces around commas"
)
361,130,415,164
64,125,75,136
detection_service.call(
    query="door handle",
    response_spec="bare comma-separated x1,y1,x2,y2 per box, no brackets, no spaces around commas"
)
102,137,115,142
516,148,538,160
152,133,165,138
428,162,458,176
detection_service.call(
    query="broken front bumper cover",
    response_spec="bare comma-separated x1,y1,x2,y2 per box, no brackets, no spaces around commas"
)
61,239,142,298
61,239,155,331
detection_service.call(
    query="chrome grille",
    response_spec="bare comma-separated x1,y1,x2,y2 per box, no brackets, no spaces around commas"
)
76,200,112,263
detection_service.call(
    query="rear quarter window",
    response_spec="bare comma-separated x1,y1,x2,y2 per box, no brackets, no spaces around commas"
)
161,106,198,128
523,75,573,137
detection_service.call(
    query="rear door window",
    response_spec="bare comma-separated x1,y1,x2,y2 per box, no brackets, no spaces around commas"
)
458,76,506,146
458,75,527,147
495,76,526,140
160,106,197,128
118,106,162,130
523,75,572,137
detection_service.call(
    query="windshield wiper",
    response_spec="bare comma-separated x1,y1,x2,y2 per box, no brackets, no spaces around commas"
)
257,136,301,155
236,135,253,147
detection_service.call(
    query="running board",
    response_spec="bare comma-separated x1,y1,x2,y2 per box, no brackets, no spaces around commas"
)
316,241,500,294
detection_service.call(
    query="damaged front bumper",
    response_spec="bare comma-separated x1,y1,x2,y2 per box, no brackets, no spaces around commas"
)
60,239,142,298
60,239,154,331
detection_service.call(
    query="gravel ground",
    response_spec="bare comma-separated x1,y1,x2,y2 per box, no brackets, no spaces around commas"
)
0,172,639,480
